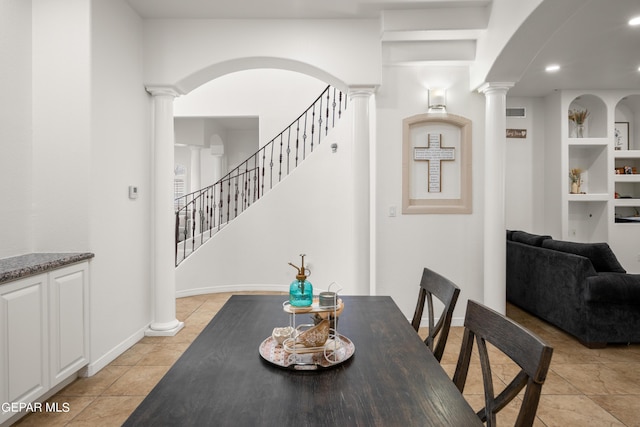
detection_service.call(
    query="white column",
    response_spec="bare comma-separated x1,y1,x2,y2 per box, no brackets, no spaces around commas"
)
212,154,223,183
210,143,225,183
478,82,514,314
349,87,375,295
189,146,202,194
146,86,184,336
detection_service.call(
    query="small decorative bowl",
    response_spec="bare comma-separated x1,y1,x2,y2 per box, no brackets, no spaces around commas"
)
272,326,295,345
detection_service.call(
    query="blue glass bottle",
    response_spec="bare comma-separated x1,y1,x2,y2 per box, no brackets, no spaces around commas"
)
288,254,313,307
289,277,313,307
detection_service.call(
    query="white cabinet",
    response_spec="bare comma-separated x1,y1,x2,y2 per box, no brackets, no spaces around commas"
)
0,261,89,425
0,274,49,422
49,263,89,388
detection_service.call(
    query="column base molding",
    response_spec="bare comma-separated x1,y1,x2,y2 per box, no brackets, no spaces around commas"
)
145,320,185,337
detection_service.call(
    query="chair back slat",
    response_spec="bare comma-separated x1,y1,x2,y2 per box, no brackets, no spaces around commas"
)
464,300,553,382
410,267,460,362
453,300,553,427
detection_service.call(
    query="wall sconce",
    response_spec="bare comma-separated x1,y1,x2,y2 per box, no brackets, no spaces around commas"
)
428,88,446,112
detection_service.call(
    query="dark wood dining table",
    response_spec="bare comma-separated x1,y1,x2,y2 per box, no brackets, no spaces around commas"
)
123,295,482,426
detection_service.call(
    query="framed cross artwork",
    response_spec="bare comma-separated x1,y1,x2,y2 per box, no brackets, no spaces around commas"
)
402,113,472,214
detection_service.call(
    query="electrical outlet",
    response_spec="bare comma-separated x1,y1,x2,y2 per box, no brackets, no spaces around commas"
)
570,229,576,237
389,206,397,217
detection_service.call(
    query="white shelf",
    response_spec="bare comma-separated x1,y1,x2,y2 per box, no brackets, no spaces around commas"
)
568,193,609,202
614,150,640,159
614,174,640,182
567,138,609,147
614,198,640,207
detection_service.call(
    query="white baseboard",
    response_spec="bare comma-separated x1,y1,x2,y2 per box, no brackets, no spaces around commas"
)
85,324,149,377
176,284,288,298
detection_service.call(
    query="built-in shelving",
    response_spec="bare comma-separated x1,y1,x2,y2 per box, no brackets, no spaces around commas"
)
547,90,640,271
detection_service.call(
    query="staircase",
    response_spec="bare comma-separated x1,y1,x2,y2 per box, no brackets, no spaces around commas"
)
175,85,347,266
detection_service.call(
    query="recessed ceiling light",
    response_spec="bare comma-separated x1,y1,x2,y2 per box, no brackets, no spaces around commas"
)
545,64,560,72
629,16,640,26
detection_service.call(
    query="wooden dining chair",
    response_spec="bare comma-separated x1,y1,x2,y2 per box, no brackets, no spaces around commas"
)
410,267,460,362
452,300,554,427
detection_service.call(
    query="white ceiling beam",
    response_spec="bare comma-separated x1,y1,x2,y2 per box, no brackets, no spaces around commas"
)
382,29,484,42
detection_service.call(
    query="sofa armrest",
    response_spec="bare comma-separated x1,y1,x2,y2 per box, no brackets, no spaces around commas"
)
585,273,640,304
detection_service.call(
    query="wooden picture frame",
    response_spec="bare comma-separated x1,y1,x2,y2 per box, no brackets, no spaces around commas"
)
402,113,472,214
615,122,629,150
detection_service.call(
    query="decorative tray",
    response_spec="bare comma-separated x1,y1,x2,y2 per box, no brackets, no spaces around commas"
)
259,334,355,370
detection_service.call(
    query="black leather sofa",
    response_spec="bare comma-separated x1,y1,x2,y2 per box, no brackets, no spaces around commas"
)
506,230,640,348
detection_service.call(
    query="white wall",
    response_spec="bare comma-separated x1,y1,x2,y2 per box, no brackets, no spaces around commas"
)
88,0,151,372
179,63,489,325
142,19,381,92
1,0,151,374
375,65,486,324
32,0,91,252
174,118,206,146
225,129,260,171
505,97,546,234
176,116,354,295
0,0,32,258
174,69,328,148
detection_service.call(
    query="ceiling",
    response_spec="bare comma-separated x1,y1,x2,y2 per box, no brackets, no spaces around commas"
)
126,0,489,19
488,0,640,97
127,0,640,97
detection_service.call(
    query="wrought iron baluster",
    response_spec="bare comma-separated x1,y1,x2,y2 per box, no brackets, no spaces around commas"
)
332,87,337,128
243,171,248,211
208,188,213,237
218,182,223,230
175,211,179,266
317,96,323,145
226,176,231,223
325,88,330,135
295,118,300,167
311,104,316,151
278,134,283,182
261,146,266,196
234,174,239,219
286,127,291,174
253,153,259,202
211,185,216,233
191,199,196,253
269,142,274,190
302,112,308,160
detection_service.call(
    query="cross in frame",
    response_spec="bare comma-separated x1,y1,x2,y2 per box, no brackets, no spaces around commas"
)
413,133,455,193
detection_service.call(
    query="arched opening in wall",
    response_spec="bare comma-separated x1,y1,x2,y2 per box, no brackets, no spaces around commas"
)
173,68,330,191
169,57,350,266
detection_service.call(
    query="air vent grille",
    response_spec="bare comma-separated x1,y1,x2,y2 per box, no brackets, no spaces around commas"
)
506,107,526,118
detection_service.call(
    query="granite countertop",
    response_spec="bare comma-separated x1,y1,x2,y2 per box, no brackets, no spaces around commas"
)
0,253,94,285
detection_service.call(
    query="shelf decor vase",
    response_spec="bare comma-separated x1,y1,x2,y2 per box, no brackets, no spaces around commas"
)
571,182,579,194
288,254,313,307
569,109,589,138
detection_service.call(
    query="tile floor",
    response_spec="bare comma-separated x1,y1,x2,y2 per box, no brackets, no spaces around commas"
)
13,292,640,426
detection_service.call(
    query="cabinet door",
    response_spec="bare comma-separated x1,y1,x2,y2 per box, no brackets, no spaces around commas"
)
49,262,89,387
0,275,49,424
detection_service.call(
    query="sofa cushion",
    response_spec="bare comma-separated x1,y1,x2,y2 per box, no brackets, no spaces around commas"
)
511,231,552,247
541,240,626,273
585,273,640,304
